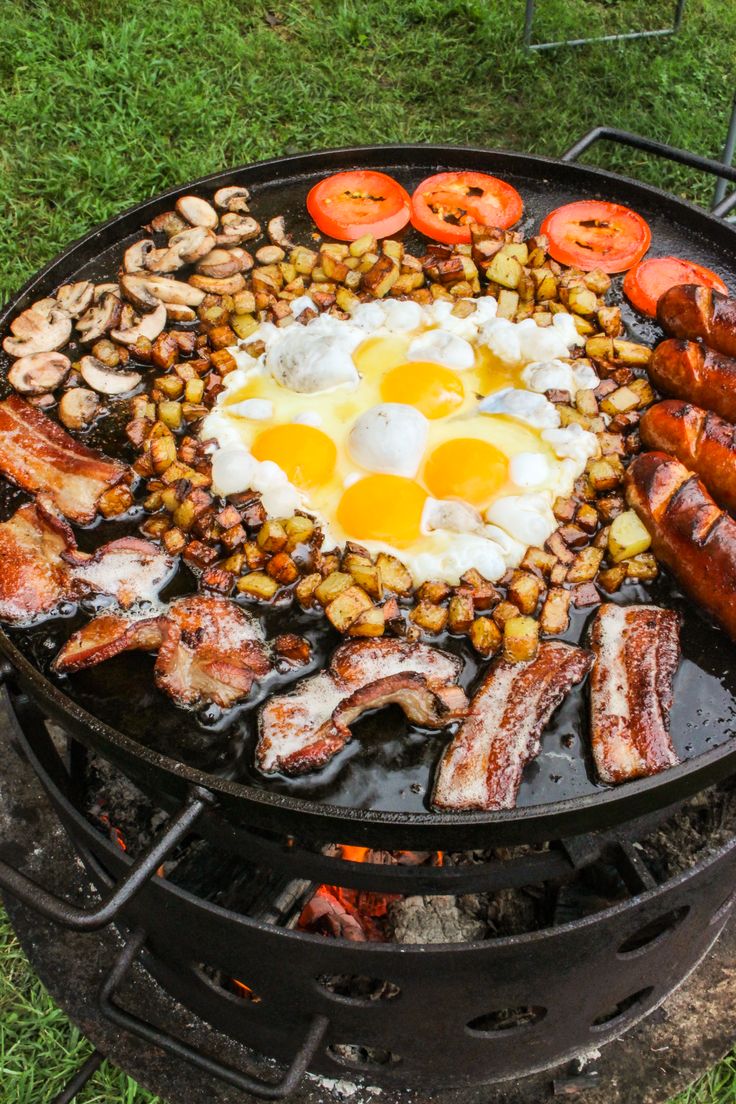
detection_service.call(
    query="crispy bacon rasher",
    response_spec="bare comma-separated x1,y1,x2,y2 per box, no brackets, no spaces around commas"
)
0,395,129,524
53,595,272,710
589,603,681,784
256,638,468,776
433,641,593,811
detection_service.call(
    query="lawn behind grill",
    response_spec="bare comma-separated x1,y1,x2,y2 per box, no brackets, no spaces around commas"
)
0,0,735,1099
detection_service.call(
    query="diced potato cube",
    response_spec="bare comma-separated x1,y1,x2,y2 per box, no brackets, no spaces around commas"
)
284,514,315,549
162,526,185,554
185,378,205,404
266,551,299,585
256,520,288,553
237,572,279,600
243,540,268,570
598,564,628,593
587,458,622,493
150,435,177,474
575,389,599,417
625,552,659,580
503,616,539,662
601,386,640,416
158,401,183,430
566,546,604,583
362,254,399,298
629,377,655,406
314,571,353,606
325,585,373,631
492,599,522,627
459,568,499,610
98,485,134,518
520,548,557,577
410,600,449,634
470,616,502,657
503,242,529,265
496,288,520,319
583,268,611,295
417,580,451,604
347,606,386,637
576,503,599,533
350,562,384,601
607,510,652,563
376,553,413,596
507,571,544,615
566,286,598,317
349,233,378,257
539,587,571,635
486,251,522,290
448,593,474,634
295,572,321,608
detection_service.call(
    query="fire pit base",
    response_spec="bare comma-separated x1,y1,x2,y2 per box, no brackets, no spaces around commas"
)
0,702,734,1104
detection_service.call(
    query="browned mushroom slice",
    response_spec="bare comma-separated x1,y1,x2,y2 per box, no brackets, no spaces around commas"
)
0,395,129,524
267,215,295,252
0,497,75,624
145,227,217,274
175,195,219,229
188,272,246,296
164,304,197,323
214,185,251,213
195,247,252,278
8,351,70,395
79,355,143,395
76,292,122,343
53,613,166,673
147,209,188,237
255,245,285,265
123,240,156,274
110,302,167,347
154,596,271,709
65,537,176,608
3,302,72,357
58,388,101,430
256,638,467,775
120,274,205,309
216,213,261,245
55,281,95,318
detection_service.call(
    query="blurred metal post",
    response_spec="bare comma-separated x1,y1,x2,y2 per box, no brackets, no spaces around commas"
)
713,94,736,211
523,0,686,51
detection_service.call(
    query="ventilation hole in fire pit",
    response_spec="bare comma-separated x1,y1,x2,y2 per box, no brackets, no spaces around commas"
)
317,974,401,1003
192,963,262,1005
466,1006,547,1035
617,906,689,956
710,888,736,926
327,1044,402,1070
591,987,654,1030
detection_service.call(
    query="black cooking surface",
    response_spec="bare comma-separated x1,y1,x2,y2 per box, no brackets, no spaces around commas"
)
2,145,736,842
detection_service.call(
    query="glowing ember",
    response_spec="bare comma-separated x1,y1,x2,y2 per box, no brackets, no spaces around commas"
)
232,979,262,1003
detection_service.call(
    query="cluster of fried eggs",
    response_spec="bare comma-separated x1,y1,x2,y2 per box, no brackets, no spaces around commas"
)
202,295,600,585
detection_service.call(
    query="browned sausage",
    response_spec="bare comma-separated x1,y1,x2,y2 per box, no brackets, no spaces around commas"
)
640,400,736,516
648,338,736,423
626,451,736,640
657,284,736,358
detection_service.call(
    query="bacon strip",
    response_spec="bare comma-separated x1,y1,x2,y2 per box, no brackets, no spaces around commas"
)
256,638,467,776
65,538,175,609
589,604,681,784
0,497,75,624
433,641,592,811
0,395,129,523
53,595,271,710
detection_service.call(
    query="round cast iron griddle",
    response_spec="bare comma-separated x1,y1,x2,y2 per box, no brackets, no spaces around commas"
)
1,143,736,851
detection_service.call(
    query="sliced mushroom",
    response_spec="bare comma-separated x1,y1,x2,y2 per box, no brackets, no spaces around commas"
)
188,272,246,295
255,244,285,265
56,281,95,318
147,226,217,273
121,273,205,309
8,351,71,395
110,301,167,345
165,303,197,323
195,247,252,279
3,303,72,357
59,387,101,430
123,240,157,274
76,292,122,343
175,195,218,230
214,185,251,213
79,355,143,395
216,213,261,245
141,247,174,272
93,282,121,302
267,215,295,252
147,210,188,238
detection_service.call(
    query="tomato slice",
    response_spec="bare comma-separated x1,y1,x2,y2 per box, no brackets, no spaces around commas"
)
540,199,651,274
410,171,523,244
306,170,411,241
623,255,729,317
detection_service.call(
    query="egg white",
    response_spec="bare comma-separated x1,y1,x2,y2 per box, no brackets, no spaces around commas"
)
201,296,599,585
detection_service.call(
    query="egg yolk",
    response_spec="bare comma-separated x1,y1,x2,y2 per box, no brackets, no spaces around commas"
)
337,475,428,547
424,438,508,506
380,361,465,419
251,424,337,489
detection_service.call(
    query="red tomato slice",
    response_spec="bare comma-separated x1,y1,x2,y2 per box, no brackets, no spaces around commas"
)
541,199,651,274
410,171,523,244
622,255,729,317
306,170,411,241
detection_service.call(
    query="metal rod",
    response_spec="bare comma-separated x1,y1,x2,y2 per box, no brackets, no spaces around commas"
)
523,0,685,51
51,1050,105,1104
562,126,736,188
713,95,736,208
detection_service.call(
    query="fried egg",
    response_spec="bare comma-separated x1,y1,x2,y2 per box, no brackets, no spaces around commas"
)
202,296,600,584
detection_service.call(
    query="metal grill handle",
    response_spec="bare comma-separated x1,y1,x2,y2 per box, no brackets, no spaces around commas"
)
99,928,329,1100
562,126,736,217
0,787,209,931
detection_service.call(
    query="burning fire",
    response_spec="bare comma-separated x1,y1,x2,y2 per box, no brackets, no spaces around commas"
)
231,979,261,1003
98,812,127,852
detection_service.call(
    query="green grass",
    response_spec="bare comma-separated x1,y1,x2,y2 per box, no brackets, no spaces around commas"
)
0,0,735,1099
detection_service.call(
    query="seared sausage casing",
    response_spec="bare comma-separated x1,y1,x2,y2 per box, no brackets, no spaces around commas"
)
657,284,736,358
648,339,736,423
640,400,736,516
626,451,736,640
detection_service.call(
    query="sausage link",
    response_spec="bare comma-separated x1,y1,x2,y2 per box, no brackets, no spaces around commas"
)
648,338,736,423
626,451,736,640
657,284,736,358
640,400,736,516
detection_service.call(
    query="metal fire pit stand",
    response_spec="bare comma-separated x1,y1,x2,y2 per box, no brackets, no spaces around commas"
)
522,0,686,52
